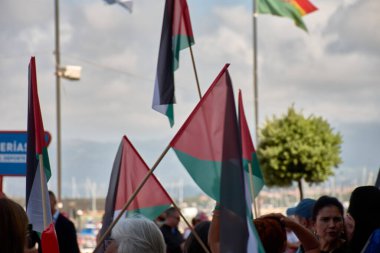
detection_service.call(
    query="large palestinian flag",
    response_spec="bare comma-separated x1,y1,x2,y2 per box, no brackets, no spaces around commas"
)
170,64,264,253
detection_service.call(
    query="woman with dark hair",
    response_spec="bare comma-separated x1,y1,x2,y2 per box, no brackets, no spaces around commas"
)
345,186,380,253
0,198,30,253
312,195,347,253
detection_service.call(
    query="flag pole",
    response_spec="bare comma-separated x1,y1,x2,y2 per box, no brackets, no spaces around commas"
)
172,201,210,253
252,0,259,144
38,154,48,229
189,45,202,99
248,162,258,218
93,144,210,253
93,144,172,253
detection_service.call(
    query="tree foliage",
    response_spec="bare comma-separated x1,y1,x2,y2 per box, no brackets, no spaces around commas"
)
257,106,343,199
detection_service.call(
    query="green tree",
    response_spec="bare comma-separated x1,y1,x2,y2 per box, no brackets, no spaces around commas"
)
257,106,343,200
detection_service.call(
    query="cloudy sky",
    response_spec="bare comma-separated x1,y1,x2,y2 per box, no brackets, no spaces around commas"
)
1,0,379,199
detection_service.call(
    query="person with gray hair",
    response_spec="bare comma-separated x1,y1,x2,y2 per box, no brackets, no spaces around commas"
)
105,216,166,253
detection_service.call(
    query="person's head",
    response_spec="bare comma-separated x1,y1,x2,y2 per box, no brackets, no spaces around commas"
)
110,217,166,253
254,217,287,253
312,196,344,247
48,190,57,215
347,186,380,252
286,198,316,229
184,221,211,253
154,212,167,227
0,198,29,253
191,212,208,226
164,207,180,228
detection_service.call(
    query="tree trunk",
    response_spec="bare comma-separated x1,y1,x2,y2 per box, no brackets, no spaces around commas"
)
297,179,304,200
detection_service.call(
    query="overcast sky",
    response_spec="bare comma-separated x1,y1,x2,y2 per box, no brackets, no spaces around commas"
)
1,0,379,198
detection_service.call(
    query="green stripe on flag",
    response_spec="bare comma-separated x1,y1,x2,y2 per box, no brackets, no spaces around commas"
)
172,35,194,70
126,204,171,221
242,155,264,198
42,147,51,181
166,104,174,127
173,149,221,201
258,0,307,31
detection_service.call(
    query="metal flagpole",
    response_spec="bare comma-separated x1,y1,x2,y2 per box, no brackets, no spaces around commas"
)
252,0,259,144
54,0,62,203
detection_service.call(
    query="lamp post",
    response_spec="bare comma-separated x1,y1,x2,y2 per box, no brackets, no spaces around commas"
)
54,0,62,203
54,0,81,203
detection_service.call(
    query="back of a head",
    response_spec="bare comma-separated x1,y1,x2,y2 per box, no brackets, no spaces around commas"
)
112,217,165,253
347,186,380,252
0,198,29,253
288,198,316,220
184,221,211,253
254,217,286,253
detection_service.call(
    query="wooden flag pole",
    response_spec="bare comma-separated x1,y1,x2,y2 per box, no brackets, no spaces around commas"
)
172,201,210,253
248,162,258,218
93,144,172,253
93,143,210,253
189,45,202,99
38,154,48,229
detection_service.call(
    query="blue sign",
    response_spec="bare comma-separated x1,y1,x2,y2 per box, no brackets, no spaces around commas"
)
0,131,51,176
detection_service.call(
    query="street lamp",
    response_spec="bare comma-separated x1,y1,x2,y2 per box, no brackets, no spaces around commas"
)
54,0,81,203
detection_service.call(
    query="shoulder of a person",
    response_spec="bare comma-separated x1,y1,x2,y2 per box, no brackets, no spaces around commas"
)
58,213,75,225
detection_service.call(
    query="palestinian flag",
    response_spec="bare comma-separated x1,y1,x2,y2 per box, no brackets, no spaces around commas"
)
238,90,264,200
26,56,53,234
152,0,195,127
97,135,172,252
258,0,317,31
104,0,133,13
171,64,264,253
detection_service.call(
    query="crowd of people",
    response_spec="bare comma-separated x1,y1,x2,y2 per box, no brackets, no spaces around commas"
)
1,185,379,253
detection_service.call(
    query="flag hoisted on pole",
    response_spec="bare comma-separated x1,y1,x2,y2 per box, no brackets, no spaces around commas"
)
238,90,264,218
26,57,60,253
238,90,264,199
96,135,172,253
152,0,195,127
258,0,318,31
103,0,133,13
170,64,265,252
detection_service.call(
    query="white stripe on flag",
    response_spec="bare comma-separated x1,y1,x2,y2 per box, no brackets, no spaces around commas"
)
152,77,169,114
26,160,52,233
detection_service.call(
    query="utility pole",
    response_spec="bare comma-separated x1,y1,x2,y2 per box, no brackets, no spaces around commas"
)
54,0,62,203
252,0,259,145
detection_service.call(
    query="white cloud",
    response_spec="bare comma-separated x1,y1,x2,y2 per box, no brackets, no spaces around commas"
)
1,0,379,197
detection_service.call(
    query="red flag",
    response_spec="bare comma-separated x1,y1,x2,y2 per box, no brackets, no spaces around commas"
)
41,223,60,253
97,136,172,253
